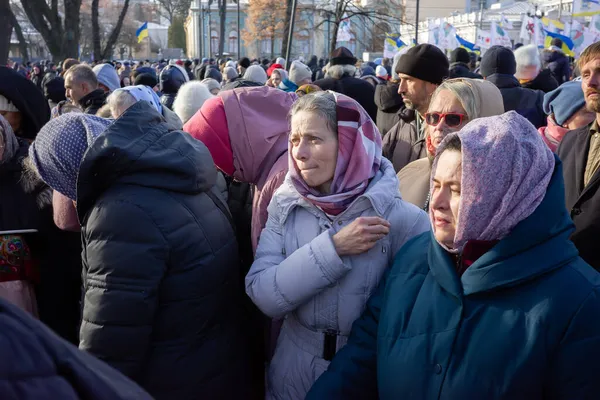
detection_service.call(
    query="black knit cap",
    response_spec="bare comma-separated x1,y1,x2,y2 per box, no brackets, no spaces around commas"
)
450,47,470,64
395,44,449,85
479,45,516,77
551,37,563,48
239,57,251,69
330,46,357,66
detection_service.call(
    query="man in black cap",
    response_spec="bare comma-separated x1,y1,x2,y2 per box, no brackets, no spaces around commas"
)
480,45,545,128
448,47,482,79
382,44,449,172
313,46,378,121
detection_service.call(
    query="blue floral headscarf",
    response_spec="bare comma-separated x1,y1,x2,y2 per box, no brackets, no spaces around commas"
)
29,114,112,200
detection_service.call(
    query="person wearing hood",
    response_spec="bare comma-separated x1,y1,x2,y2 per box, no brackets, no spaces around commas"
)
92,63,121,94
173,81,214,124
397,78,504,210
374,52,409,137
267,68,287,88
448,47,482,79
375,65,389,82
204,66,223,83
43,76,67,110
542,38,571,85
243,65,268,85
480,46,546,128
29,105,253,399
246,91,430,400
266,63,284,78
308,111,600,399
539,81,595,152
360,66,381,88
201,78,221,95
31,63,45,91
515,44,558,93
223,66,239,84
0,66,50,140
279,60,312,92
314,47,378,121
159,64,190,109
383,44,449,173
64,65,108,115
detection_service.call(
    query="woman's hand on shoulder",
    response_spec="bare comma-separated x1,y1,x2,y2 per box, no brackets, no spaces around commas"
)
332,216,390,257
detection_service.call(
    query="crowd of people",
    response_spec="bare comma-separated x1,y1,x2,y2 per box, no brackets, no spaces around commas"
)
1,35,600,399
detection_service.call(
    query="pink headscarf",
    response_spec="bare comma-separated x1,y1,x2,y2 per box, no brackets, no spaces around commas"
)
289,92,382,215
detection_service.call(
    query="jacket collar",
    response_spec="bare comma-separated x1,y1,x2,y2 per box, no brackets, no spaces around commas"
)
79,89,106,110
428,158,579,297
272,158,400,225
486,73,520,89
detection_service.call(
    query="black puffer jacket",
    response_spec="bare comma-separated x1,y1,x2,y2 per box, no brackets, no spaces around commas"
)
160,65,188,109
374,82,404,136
79,89,107,115
521,68,559,93
486,73,545,128
76,101,252,399
0,297,151,399
542,49,571,85
448,62,482,79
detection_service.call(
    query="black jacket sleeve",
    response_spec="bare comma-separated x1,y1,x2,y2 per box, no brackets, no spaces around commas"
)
79,200,169,380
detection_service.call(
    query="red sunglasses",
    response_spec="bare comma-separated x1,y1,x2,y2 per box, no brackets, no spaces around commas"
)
425,112,467,128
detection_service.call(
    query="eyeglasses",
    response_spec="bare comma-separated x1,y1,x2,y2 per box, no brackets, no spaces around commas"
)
425,112,467,128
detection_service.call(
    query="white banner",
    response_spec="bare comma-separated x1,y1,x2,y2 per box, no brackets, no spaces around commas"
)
476,29,491,49
520,15,534,42
491,20,512,47
534,17,546,47
573,0,600,16
337,15,352,42
500,14,513,29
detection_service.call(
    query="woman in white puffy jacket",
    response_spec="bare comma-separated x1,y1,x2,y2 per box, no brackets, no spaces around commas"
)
246,91,430,400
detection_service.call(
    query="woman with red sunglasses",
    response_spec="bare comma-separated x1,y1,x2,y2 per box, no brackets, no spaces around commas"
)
397,78,504,210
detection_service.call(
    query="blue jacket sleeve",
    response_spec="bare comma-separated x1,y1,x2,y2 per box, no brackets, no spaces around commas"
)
306,268,390,399
79,200,168,380
545,287,600,399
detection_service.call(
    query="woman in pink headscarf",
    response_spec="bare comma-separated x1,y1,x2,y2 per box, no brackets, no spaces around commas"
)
245,91,429,400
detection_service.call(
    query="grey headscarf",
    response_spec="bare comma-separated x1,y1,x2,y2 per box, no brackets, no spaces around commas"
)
0,114,19,165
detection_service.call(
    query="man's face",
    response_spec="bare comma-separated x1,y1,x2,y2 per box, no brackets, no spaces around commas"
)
581,58,600,113
397,73,437,114
65,74,92,104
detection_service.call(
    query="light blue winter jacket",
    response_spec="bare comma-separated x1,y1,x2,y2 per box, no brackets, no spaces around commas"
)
245,158,430,400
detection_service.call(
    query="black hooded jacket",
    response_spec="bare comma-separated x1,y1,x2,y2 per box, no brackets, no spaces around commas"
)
542,49,571,85
374,82,405,136
486,73,546,128
521,68,559,93
78,89,107,115
159,65,188,109
76,102,252,399
448,62,482,79
0,67,50,140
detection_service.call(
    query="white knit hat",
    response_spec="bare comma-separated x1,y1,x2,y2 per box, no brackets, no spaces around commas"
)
276,57,286,66
289,61,312,85
514,44,542,81
375,65,389,79
0,94,18,112
173,81,214,124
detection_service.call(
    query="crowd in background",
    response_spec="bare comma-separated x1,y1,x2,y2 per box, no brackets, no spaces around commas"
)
1,35,600,399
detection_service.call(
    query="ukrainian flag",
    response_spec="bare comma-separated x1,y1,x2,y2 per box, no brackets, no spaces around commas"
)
544,30,575,57
136,22,149,43
456,35,480,55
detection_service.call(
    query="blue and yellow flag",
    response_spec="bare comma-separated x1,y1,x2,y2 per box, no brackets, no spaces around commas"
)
544,30,575,57
456,34,480,55
136,22,149,43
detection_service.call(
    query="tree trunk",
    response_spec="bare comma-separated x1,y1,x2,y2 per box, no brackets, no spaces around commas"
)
218,0,226,56
7,8,30,63
330,21,339,55
100,0,131,59
270,33,275,59
0,0,12,63
92,0,101,60
62,0,83,60
281,0,293,58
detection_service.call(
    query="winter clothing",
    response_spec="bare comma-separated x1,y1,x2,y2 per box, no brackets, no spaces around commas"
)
330,46,357,66
375,65,388,80
433,112,555,252
450,47,470,64
313,76,378,122
514,44,542,82
448,62,482,79
43,77,67,108
374,82,405,136
31,64,45,91
93,64,120,93
279,78,298,93
521,68,559,93
0,94,18,112
539,117,570,152
184,86,297,251
173,81,214,124
480,45,517,77
224,66,238,82
275,57,286,67
30,114,112,201
239,57,251,69
267,63,284,78
308,114,600,400
205,67,223,82
247,154,430,400
33,101,253,399
557,121,600,271
222,79,264,91
391,51,403,81
159,64,190,109
289,61,312,85
485,74,546,128
113,85,163,115
201,78,221,93
543,47,571,85
543,80,585,126
0,297,152,400
0,66,50,139
243,65,268,85
396,44,449,85
382,112,426,172
78,89,108,115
